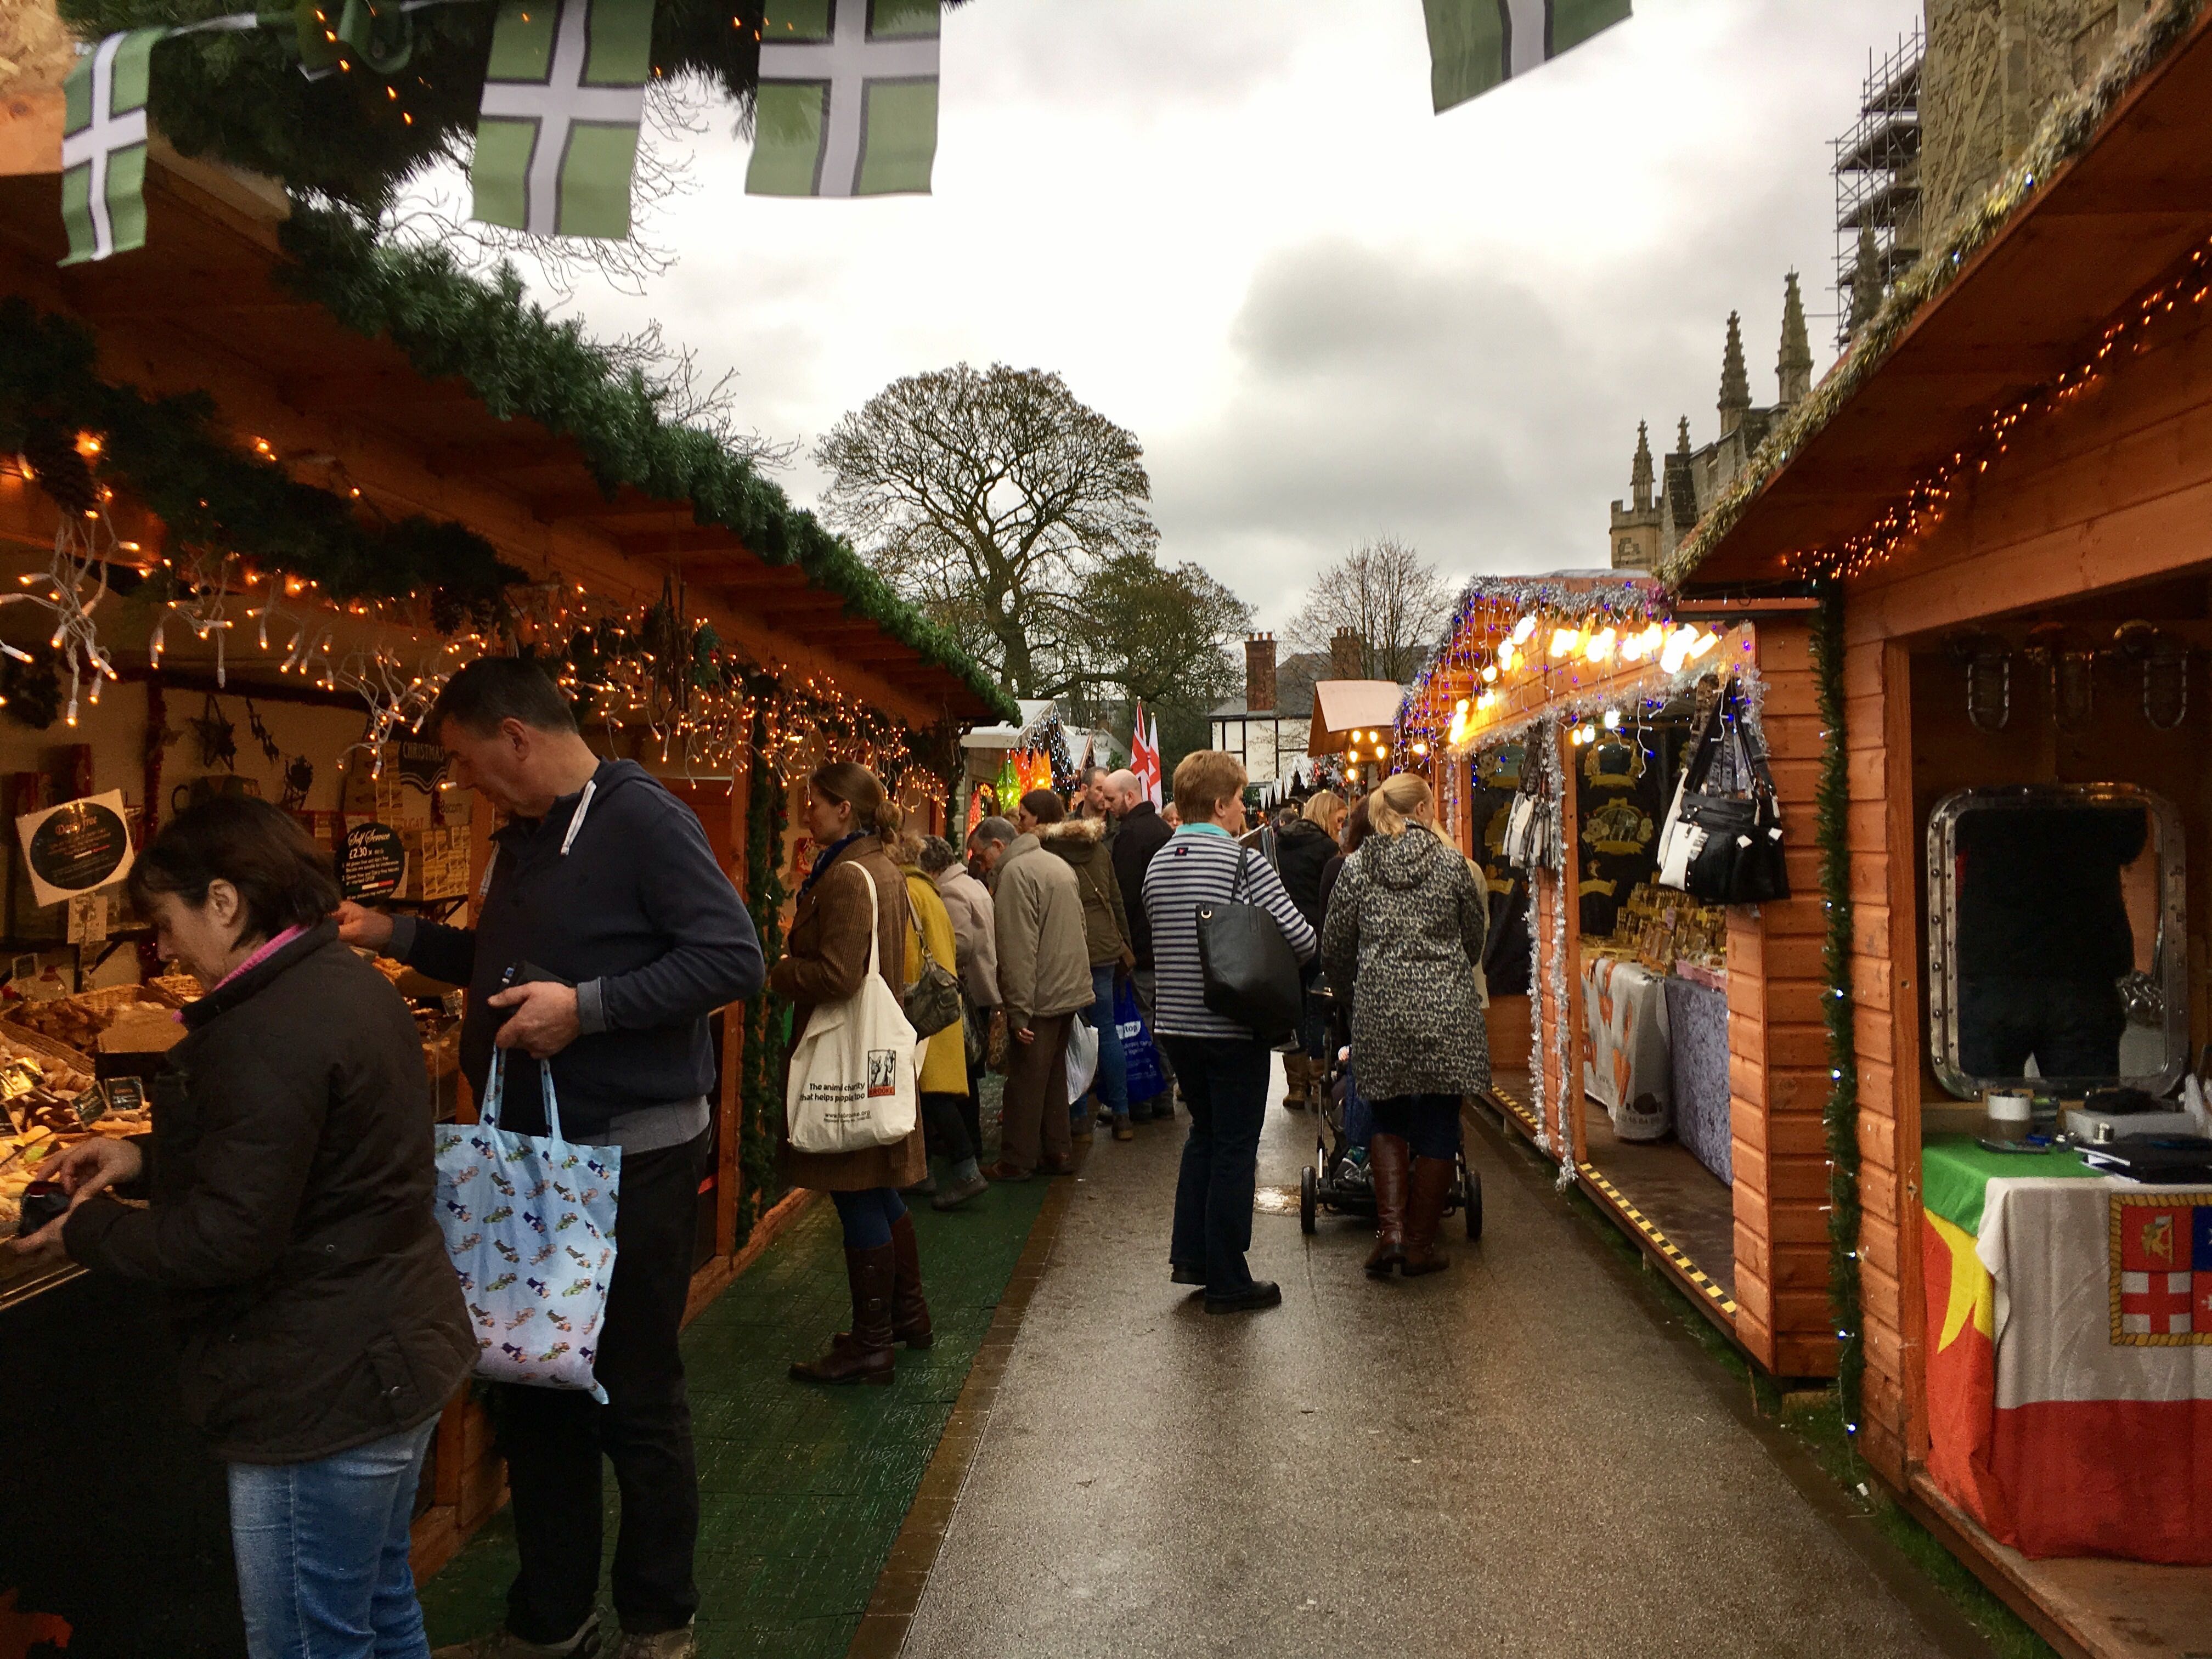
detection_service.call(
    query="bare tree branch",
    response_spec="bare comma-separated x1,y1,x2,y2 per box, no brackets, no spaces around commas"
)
1288,537,1453,683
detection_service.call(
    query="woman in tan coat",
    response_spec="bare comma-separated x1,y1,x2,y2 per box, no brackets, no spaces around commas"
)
772,763,932,1386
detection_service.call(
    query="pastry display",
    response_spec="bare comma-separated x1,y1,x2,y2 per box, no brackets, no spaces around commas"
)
7,995,178,1053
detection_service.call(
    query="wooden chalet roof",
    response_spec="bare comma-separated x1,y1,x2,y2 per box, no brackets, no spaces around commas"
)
0,147,1011,728
1671,3,2212,592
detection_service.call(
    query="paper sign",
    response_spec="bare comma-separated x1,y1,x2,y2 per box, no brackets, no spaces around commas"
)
341,821,407,900
15,791,134,909
66,893,110,944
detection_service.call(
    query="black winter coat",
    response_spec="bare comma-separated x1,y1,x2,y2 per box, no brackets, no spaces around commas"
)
65,923,474,1464
1110,802,1173,969
1274,817,1336,930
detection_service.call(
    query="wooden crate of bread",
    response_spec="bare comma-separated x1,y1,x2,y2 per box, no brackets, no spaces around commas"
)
5,985,185,1057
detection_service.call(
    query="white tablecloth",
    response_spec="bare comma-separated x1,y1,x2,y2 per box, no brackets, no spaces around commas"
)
1582,955,1671,1140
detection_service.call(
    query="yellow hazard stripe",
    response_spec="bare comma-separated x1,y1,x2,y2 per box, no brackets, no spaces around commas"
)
1577,1162,1739,1318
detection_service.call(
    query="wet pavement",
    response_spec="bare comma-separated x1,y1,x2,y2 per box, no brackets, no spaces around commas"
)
899,1059,1994,1659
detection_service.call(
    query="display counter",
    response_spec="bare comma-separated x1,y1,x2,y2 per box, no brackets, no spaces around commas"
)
1920,1136,2212,1565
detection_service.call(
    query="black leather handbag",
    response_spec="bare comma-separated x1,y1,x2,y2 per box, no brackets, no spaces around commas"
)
1669,682,1790,906
1197,850,1304,1042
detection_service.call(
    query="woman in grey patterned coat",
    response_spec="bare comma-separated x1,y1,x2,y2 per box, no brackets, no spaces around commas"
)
1321,772,1488,1278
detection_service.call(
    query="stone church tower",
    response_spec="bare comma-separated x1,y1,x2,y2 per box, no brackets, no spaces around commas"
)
1611,275,1818,569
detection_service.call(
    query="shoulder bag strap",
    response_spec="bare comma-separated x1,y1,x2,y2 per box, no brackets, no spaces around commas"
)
854,863,882,980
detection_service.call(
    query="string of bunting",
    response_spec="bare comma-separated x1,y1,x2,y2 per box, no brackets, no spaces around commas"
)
58,0,947,267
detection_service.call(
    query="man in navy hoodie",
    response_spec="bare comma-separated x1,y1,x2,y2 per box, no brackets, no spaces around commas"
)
339,658,763,1659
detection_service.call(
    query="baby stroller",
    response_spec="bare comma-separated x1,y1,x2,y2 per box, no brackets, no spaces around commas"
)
1298,985,1481,1240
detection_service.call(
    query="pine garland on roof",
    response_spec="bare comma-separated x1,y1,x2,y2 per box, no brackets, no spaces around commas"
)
278,204,1018,721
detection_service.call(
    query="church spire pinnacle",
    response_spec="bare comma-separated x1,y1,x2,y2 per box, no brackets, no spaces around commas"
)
1630,420,1654,512
1718,310,1751,435
1675,415,1692,455
1778,272,1814,405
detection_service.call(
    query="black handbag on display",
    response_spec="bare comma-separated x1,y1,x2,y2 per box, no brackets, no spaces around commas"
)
1668,681,1790,906
1197,849,1304,1042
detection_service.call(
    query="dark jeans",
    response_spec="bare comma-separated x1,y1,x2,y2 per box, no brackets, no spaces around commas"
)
1959,977,2126,1079
1161,1035,1272,1295
919,1090,975,1165
1084,964,1130,1119
1369,1093,1463,1161
831,1186,907,1250
500,1130,707,1643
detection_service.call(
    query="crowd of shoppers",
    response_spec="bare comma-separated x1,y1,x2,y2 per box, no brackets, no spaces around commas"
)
2,635,1497,1657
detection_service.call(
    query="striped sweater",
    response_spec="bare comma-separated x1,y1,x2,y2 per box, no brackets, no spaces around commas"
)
1141,827,1317,1040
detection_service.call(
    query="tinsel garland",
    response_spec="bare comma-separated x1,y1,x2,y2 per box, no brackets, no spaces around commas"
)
733,712,791,1242
0,297,518,610
278,206,1018,722
1811,580,1864,1436
1400,575,1671,735
1662,0,2210,589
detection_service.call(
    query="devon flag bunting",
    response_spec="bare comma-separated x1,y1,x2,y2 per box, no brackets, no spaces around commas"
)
60,29,162,266
472,0,653,238
1423,0,1630,112
748,0,940,198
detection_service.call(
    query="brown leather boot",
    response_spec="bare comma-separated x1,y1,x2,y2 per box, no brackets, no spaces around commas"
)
889,1211,934,1349
789,1244,896,1385
1283,1053,1310,1109
1364,1133,1410,1278
1402,1157,1455,1277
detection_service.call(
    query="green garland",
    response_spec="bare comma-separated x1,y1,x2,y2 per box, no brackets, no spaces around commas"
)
733,710,790,1241
278,205,1019,723
1812,579,1864,1436
0,295,519,611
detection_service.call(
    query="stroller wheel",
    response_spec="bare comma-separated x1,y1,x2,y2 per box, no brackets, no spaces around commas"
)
1300,1166,1318,1234
1462,1166,1483,1241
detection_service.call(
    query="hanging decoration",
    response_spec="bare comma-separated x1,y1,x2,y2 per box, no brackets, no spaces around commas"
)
149,550,238,686
59,28,161,267
471,0,653,239
1423,0,1632,114
0,513,122,729
749,0,942,199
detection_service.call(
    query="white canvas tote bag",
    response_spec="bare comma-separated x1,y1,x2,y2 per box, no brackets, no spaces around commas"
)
786,862,922,1154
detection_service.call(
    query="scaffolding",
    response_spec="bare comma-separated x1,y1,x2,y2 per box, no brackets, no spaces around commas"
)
1832,23,1925,349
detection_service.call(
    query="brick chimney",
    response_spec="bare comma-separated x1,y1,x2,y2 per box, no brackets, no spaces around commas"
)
1244,633,1277,713
1330,627,1364,680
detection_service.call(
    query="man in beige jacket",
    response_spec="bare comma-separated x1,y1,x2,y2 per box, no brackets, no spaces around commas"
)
984,792,1095,1179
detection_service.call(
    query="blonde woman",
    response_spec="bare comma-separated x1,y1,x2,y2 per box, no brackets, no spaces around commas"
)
1320,774,1487,1278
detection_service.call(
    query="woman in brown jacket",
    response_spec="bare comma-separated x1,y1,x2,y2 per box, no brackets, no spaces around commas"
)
771,763,933,1386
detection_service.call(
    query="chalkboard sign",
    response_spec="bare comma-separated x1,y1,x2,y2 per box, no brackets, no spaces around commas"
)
341,822,407,900
14,791,135,908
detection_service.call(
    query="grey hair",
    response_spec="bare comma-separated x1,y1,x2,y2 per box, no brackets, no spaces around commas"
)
968,815,1017,849
916,835,961,874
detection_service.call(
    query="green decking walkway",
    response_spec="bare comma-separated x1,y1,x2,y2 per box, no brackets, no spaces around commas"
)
419,1174,1054,1659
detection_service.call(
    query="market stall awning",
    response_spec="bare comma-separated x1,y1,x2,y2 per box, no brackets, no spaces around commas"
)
0,142,1011,727
1670,5,2212,591
1307,680,1406,752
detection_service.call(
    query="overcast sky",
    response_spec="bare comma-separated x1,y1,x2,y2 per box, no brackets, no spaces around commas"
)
515,0,1921,632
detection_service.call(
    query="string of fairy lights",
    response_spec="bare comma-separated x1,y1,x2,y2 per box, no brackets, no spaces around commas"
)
1792,235,2212,582
1,439,936,793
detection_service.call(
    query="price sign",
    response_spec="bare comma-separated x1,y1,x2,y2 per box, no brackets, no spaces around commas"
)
15,791,134,909
341,822,407,901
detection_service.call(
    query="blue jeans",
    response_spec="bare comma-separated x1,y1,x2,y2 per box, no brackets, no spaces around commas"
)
831,1186,908,1249
1085,964,1130,1119
228,1417,439,1659
1161,1035,1271,1294
1369,1093,1463,1161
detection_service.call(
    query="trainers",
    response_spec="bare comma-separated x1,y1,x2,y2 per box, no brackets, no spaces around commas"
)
432,1618,603,1659
616,1627,696,1659
932,1167,990,1210
1112,1115,1135,1142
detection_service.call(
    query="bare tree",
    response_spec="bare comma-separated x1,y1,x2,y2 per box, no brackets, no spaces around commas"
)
814,364,1159,697
1288,537,1453,684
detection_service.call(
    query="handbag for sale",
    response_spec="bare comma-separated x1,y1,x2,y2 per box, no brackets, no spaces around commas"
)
786,864,922,1154
1196,849,1304,1042
1658,680,1789,905
901,911,964,1039
434,1049,620,1401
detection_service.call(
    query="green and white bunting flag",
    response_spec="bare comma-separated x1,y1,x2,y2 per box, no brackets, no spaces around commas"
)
748,0,940,199
60,30,163,266
1422,0,1630,112
472,0,653,238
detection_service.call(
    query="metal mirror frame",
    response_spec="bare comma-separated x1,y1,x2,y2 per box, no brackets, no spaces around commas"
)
1926,784,2188,1101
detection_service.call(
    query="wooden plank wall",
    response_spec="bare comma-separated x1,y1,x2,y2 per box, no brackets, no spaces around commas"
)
1837,297,2212,1483
1725,619,1836,1376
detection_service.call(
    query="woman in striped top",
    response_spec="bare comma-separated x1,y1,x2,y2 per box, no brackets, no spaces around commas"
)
1142,751,1316,1313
